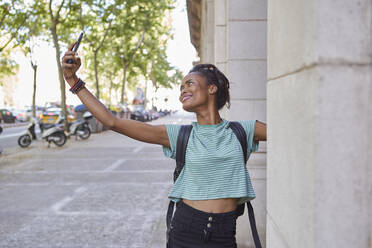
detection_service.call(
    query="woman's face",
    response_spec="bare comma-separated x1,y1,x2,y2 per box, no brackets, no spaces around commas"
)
179,72,211,112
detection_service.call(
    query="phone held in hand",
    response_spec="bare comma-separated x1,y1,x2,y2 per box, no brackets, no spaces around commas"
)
67,32,84,64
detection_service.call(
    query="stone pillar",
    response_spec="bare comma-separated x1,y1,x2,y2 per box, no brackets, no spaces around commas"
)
200,0,215,63
267,1,372,247
214,0,227,73
226,0,267,123
188,1,268,247
225,1,267,247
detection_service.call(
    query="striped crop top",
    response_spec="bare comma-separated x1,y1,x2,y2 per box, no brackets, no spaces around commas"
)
162,119,259,205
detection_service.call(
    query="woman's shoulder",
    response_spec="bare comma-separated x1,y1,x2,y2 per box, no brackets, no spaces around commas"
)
229,119,256,126
229,120,257,133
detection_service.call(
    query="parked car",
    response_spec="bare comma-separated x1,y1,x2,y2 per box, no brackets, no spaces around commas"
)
130,110,146,122
12,109,29,122
39,107,75,131
25,107,43,121
129,105,145,122
0,109,16,123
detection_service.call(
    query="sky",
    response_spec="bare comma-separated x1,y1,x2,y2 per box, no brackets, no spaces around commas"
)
5,0,197,111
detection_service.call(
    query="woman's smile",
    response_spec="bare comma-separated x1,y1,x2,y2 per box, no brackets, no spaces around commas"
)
181,93,193,103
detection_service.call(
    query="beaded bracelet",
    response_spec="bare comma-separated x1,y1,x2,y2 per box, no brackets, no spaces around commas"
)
69,78,86,94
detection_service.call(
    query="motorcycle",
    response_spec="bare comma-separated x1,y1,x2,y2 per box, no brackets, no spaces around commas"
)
65,111,92,140
18,117,67,148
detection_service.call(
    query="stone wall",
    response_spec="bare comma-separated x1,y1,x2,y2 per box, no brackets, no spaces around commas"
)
266,0,372,247
187,0,372,247
187,0,268,247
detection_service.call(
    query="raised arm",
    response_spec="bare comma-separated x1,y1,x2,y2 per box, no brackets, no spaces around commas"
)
61,43,170,147
254,120,267,142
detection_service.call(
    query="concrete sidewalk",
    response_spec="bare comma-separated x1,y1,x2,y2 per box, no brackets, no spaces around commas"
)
0,113,195,248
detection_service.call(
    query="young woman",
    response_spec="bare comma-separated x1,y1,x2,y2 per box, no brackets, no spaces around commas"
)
62,43,267,247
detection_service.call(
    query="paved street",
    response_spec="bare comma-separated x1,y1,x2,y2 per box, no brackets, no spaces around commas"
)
0,123,32,149
0,112,195,248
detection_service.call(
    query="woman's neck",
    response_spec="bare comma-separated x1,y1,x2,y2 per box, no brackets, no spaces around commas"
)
195,111,222,125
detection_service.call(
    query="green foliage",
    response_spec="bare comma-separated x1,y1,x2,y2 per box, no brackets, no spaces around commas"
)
75,0,181,105
0,0,30,51
0,0,183,108
0,0,31,84
106,0,178,103
0,50,19,87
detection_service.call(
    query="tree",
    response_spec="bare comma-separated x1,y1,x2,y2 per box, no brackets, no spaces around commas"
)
33,0,82,129
24,37,40,118
0,0,29,86
100,48,122,105
109,0,175,104
21,9,45,118
76,0,116,100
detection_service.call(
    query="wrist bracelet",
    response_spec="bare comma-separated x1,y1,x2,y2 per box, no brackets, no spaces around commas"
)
69,77,80,90
69,78,86,94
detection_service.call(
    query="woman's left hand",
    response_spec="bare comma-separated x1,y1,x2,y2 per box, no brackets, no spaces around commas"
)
62,42,82,86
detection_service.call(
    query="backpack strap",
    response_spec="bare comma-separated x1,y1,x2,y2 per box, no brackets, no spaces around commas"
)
174,125,193,182
247,201,262,248
166,125,193,246
229,121,262,248
228,121,248,163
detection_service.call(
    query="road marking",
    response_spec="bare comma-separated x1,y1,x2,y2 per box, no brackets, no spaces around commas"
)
50,186,87,212
104,159,126,171
50,196,74,212
133,146,143,154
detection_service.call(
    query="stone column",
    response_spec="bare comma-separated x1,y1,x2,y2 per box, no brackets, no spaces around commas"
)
225,1,267,247
188,1,268,247
200,0,215,63
214,0,227,73
226,0,267,123
267,1,372,247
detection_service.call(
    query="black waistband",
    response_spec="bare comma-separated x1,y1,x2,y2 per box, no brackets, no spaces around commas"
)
176,200,238,222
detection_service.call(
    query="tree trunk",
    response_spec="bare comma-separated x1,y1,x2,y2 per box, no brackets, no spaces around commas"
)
93,50,100,99
109,74,113,105
151,80,157,110
32,64,37,118
51,25,68,131
120,64,127,104
144,80,148,109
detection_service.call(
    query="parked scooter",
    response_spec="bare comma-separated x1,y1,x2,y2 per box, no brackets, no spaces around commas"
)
18,117,67,148
42,120,67,147
18,120,37,148
64,111,92,140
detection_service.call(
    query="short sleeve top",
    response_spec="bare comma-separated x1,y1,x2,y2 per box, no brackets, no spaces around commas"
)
162,119,259,205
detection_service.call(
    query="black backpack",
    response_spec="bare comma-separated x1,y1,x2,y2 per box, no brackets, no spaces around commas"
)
166,121,262,248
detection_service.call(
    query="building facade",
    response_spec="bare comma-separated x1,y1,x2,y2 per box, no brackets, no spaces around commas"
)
187,0,371,247
187,0,267,247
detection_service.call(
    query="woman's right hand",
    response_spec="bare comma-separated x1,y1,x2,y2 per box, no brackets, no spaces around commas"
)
62,42,81,86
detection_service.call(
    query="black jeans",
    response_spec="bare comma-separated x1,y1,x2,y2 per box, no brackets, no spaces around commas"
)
168,200,238,248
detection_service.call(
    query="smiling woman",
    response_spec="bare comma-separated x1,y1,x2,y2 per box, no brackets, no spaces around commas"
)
61,45,266,247
180,64,230,113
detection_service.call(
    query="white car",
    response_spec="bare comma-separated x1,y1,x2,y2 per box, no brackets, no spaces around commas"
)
12,109,29,122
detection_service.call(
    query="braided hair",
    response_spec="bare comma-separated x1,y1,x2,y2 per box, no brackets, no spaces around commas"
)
189,64,230,110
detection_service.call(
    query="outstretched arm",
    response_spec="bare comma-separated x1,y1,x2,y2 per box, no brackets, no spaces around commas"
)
61,43,170,147
254,120,267,141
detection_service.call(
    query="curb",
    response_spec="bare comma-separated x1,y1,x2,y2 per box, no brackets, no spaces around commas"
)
1,122,29,129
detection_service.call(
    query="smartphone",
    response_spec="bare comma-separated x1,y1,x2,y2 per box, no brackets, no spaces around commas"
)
67,32,84,64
